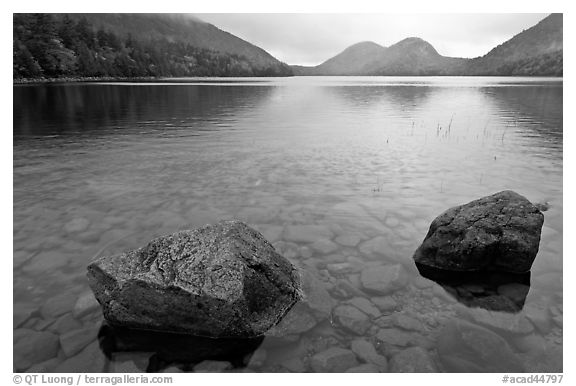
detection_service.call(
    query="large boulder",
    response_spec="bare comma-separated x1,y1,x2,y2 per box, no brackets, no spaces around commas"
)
413,191,544,273
87,220,302,338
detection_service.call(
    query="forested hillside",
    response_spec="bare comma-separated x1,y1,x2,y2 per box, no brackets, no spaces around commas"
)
13,14,293,79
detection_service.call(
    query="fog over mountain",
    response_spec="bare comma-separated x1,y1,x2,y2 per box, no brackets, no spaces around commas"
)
13,13,561,80
292,13,562,76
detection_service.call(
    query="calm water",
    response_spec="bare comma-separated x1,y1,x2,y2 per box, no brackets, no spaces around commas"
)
13,77,563,373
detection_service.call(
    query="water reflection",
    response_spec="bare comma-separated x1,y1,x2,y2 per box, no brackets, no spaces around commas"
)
479,85,562,159
13,77,562,373
98,323,264,372
13,84,275,138
327,85,434,111
415,263,531,313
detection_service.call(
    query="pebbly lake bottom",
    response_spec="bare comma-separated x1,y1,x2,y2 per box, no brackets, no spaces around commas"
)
13,77,562,372
13,208,563,373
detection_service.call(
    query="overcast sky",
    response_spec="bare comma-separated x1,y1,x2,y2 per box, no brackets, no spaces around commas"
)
197,14,548,66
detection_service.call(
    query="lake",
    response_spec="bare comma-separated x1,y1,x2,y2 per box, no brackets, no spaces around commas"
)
13,76,563,372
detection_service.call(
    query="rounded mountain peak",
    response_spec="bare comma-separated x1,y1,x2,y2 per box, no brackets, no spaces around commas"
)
342,41,386,54
392,37,439,56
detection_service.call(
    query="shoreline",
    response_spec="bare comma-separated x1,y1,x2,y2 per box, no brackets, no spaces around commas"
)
13,76,160,85
13,74,563,85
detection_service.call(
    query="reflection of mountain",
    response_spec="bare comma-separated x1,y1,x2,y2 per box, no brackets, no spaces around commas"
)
326,85,434,110
479,84,563,151
13,84,274,137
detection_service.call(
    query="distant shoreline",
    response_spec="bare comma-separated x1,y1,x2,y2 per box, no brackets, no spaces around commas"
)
13,74,563,85
13,76,160,85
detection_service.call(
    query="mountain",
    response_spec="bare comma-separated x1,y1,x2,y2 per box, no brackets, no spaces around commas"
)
293,38,466,76
467,13,562,76
61,13,291,73
366,37,467,75
293,41,387,75
13,13,292,79
292,14,562,76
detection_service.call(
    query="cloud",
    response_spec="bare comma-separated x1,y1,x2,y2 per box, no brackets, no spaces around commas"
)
197,13,548,65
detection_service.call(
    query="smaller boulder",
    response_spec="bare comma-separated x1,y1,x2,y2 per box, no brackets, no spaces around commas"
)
413,191,544,273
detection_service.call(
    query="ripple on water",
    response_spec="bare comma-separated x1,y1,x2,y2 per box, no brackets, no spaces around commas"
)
13,78,562,372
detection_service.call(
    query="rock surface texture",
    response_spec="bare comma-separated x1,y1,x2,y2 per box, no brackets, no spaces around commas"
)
413,191,544,273
87,220,302,338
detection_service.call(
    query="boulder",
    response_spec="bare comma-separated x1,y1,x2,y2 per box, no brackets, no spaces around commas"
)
87,220,302,338
413,191,544,273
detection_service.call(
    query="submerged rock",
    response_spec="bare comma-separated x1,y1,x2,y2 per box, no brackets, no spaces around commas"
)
64,217,91,233
300,270,334,318
14,303,36,328
345,364,381,373
413,191,544,273
14,329,60,371
87,220,302,338
350,339,388,369
332,305,371,335
457,306,534,335
310,347,358,373
371,296,398,312
40,293,77,319
60,325,99,357
389,347,437,372
54,341,107,373
194,360,233,372
360,264,408,295
282,225,333,243
437,318,524,372
345,297,380,317
72,291,101,319
391,313,425,331
265,303,317,338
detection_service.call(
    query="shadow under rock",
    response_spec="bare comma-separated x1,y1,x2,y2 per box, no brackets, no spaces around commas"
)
98,323,264,372
415,263,531,313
